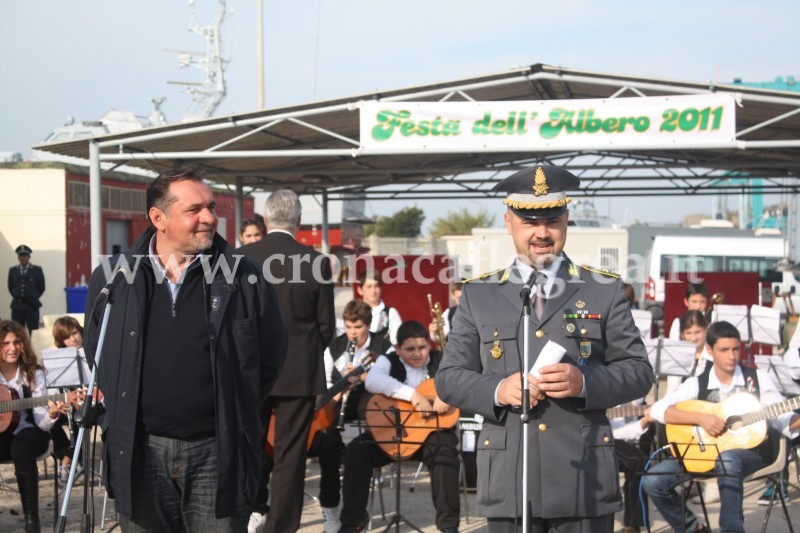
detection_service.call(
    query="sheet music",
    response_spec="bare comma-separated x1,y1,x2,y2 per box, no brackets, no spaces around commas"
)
754,355,800,396
644,338,697,377
41,347,91,389
711,304,750,341
749,305,782,346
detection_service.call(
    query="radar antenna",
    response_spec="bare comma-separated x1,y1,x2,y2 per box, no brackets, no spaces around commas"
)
168,0,229,120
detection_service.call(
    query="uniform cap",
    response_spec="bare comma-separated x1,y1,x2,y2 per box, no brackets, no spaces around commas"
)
15,244,32,255
493,165,580,219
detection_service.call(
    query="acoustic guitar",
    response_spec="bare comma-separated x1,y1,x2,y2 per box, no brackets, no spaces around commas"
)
264,352,378,458
364,378,460,459
606,404,647,419
666,392,800,473
0,384,86,435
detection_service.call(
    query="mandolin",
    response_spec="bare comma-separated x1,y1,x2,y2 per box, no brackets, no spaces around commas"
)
666,392,800,473
264,352,378,458
364,378,460,459
0,384,86,435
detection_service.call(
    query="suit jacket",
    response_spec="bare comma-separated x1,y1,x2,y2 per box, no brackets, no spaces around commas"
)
8,264,45,309
239,231,336,396
435,255,653,519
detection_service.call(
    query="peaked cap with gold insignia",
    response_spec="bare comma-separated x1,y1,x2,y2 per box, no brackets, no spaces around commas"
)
493,165,580,220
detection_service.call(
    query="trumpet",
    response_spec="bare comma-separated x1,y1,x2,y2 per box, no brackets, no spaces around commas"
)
428,293,447,351
335,338,357,431
705,292,725,322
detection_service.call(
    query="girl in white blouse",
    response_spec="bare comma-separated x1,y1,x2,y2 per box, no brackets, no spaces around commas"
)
0,320,70,533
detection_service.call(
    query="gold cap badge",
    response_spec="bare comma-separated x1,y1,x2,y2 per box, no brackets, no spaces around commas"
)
532,167,549,196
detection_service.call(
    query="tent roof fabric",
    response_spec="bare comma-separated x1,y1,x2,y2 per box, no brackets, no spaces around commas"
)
33,63,800,199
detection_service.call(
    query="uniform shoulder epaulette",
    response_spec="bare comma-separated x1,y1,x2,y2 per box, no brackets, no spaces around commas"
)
463,267,505,283
580,264,620,279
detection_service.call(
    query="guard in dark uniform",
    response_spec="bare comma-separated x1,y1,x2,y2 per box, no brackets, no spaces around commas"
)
7,245,45,332
436,165,653,533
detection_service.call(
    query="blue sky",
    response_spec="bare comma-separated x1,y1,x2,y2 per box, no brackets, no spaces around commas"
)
1,0,797,227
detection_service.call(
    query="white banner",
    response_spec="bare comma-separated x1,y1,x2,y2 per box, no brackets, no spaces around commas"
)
360,94,737,152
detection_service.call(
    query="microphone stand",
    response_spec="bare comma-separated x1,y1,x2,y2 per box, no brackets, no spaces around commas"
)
520,283,532,533
56,291,112,533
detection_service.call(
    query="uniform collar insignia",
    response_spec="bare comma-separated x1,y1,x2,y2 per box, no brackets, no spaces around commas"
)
568,262,579,278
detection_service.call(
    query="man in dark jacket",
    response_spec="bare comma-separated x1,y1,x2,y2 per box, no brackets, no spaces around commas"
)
238,189,336,533
7,244,45,332
84,170,287,531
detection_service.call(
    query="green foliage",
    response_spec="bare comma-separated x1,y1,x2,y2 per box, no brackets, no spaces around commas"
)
369,206,425,237
430,208,496,237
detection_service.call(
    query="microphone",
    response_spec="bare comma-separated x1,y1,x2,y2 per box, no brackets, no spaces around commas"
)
520,270,537,305
99,265,130,299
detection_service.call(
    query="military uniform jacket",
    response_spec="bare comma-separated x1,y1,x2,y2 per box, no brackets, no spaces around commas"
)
7,264,45,310
435,255,653,519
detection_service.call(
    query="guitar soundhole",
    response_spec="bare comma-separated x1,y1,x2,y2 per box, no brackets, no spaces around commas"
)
727,416,743,431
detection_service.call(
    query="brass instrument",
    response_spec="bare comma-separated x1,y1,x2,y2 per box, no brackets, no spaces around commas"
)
335,338,358,431
428,293,447,351
705,292,725,322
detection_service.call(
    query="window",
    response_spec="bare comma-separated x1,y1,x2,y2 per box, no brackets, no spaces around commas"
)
69,182,145,213
599,247,620,272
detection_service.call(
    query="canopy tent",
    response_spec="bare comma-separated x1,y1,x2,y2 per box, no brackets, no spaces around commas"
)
32,63,800,264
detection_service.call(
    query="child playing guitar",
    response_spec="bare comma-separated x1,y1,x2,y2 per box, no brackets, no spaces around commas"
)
311,300,391,532
643,321,800,532
338,320,461,533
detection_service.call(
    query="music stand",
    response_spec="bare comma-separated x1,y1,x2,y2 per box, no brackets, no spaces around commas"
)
362,400,446,533
750,305,782,350
754,355,800,397
644,338,697,400
631,308,654,339
41,347,90,479
41,347,91,390
669,441,729,531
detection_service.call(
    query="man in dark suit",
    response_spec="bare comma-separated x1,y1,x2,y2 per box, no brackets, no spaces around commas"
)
7,244,45,332
435,165,653,533
239,189,336,533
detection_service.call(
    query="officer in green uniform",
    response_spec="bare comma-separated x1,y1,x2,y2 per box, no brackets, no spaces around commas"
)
7,245,45,332
435,165,653,533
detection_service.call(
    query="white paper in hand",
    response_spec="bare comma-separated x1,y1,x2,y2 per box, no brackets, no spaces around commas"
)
530,340,567,379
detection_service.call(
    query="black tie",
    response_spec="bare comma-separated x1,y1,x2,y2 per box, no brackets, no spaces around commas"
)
533,272,546,320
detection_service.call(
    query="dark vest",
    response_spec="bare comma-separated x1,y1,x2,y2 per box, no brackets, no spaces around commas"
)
386,350,443,384
697,364,759,403
327,333,392,422
374,307,395,340
447,306,457,330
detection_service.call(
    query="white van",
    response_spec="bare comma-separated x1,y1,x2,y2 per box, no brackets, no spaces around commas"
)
643,235,785,305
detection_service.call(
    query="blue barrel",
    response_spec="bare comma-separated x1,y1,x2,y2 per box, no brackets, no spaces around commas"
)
64,286,89,314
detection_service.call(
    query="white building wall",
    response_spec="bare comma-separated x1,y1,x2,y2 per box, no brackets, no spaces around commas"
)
0,168,68,321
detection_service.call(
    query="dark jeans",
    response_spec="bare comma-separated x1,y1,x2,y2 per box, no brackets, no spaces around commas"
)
340,429,460,531
643,450,765,533
119,433,247,533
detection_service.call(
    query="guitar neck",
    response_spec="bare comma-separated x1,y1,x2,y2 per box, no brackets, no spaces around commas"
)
0,391,69,415
606,404,647,419
319,364,367,406
737,396,800,427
